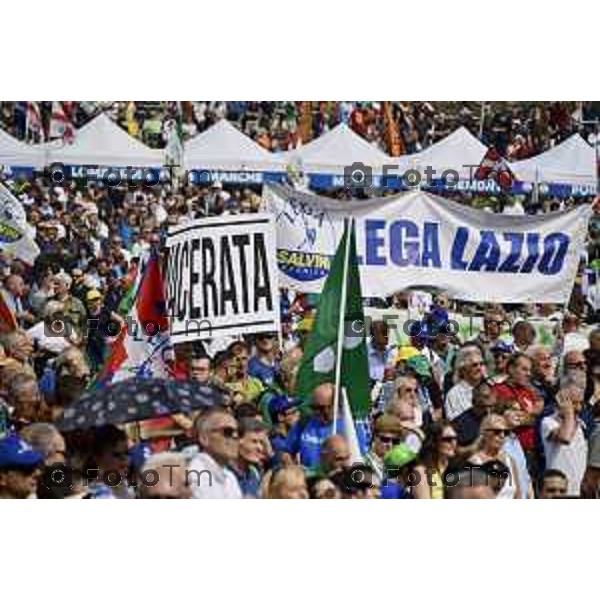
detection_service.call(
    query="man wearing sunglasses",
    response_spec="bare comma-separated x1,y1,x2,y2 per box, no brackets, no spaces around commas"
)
445,346,485,421
284,382,369,469
364,414,405,480
473,308,507,371
188,408,243,499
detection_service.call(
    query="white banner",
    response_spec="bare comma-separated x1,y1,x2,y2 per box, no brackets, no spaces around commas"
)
264,184,592,304
0,182,40,265
166,213,280,342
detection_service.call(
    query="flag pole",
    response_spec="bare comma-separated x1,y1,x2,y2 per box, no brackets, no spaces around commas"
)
332,218,353,434
478,101,486,140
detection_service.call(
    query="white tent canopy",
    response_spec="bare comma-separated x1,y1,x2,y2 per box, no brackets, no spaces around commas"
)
510,134,597,186
283,123,392,174
183,119,285,172
397,126,487,180
0,128,44,169
44,113,164,168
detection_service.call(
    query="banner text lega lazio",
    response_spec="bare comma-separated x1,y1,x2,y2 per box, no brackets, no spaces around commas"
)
361,220,569,275
265,184,592,303
166,214,280,342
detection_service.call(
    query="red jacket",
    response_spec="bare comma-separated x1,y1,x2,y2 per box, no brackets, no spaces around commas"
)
493,382,540,451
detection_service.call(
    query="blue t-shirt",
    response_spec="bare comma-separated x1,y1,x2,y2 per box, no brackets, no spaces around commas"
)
285,416,370,469
248,356,278,387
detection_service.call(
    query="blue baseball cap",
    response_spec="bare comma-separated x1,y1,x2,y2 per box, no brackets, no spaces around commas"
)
268,395,302,422
0,434,44,469
491,340,514,355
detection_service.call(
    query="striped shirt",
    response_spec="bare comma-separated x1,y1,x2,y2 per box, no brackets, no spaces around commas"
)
444,380,474,421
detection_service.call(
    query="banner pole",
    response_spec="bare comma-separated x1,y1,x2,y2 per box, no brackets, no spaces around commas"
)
478,101,486,140
333,218,353,435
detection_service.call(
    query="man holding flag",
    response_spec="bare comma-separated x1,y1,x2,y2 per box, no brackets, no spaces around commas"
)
286,220,371,469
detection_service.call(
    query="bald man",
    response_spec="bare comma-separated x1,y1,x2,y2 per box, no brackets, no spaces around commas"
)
1,274,34,326
284,383,370,469
320,435,351,476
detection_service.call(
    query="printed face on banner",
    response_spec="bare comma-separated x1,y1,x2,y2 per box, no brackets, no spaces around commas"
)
166,213,280,342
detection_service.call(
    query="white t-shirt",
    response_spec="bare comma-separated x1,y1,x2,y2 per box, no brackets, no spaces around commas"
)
187,452,242,500
26,321,75,355
445,380,474,421
541,414,587,496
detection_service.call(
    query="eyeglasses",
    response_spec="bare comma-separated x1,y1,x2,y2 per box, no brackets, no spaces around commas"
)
566,362,587,370
486,320,504,327
212,426,239,440
469,361,484,368
377,434,402,445
484,428,507,437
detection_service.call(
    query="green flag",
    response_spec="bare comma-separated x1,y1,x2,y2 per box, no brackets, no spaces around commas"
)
295,219,370,418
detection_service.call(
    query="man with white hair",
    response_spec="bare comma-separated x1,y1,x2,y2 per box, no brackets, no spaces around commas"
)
137,452,192,499
444,346,486,420
26,300,78,354
1,273,34,327
187,408,242,499
53,272,87,337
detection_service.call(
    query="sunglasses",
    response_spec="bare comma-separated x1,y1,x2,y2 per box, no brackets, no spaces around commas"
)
566,362,586,370
213,426,239,440
469,361,484,368
440,436,458,443
485,428,507,437
486,320,505,326
377,434,402,445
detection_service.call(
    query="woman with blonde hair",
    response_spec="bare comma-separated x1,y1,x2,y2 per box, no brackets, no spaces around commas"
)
263,466,309,499
468,414,521,499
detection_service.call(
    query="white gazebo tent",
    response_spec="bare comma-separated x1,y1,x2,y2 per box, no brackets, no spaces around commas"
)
510,134,597,187
0,128,45,169
283,123,392,174
183,119,285,172
396,126,488,180
44,113,164,167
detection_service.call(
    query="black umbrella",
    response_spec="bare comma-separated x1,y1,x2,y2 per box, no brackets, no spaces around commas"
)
57,378,222,431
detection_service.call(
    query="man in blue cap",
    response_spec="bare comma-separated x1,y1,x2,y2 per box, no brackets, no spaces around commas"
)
0,434,44,499
267,395,302,462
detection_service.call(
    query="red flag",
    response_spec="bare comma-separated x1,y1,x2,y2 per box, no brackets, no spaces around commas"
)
475,147,516,190
0,293,18,334
95,253,171,385
49,101,75,143
26,102,44,142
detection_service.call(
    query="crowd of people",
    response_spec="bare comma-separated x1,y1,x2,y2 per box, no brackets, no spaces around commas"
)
2,101,599,158
1,100,600,500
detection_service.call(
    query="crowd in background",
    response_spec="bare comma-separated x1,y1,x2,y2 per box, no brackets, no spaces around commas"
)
2,101,600,158
1,102,600,499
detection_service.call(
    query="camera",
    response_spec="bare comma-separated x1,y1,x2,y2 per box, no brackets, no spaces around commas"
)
44,312,73,339
42,462,74,492
343,162,373,189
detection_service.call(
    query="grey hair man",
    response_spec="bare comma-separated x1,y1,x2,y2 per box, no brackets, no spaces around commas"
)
187,408,242,499
444,346,485,420
20,423,66,466
137,452,192,499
